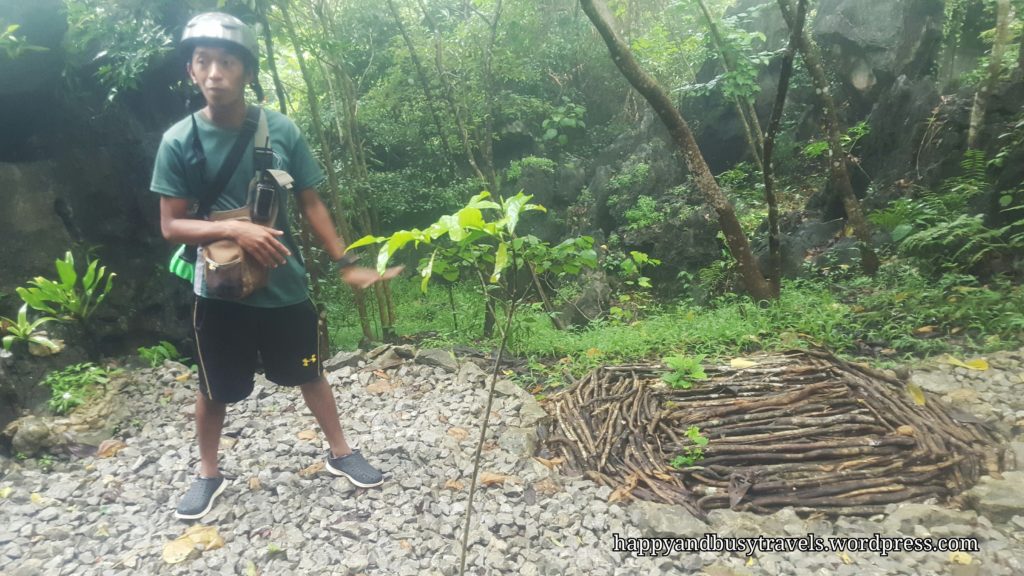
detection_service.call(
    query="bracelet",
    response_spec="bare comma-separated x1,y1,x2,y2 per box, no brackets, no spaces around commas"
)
332,252,359,272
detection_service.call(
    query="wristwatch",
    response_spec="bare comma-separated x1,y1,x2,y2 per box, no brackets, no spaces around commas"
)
332,252,359,272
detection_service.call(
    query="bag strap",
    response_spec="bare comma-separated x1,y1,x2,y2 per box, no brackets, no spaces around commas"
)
194,105,261,218
254,108,272,171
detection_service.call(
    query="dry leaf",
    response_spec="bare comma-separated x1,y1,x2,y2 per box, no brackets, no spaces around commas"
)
296,429,318,441
913,325,936,335
447,427,469,442
534,456,564,470
839,551,854,565
175,372,191,382
437,414,449,424
185,525,224,550
248,477,262,491
299,461,325,477
245,560,259,576
96,439,127,459
444,479,464,491
608,473,638,503
533,477,560,496
0,487,12,498
896,425,916,436
372,369,389,378
162,538,196,564
480,472,511,487
730,358,757,369
399,540,413,551
746,556,755,566
366,380,395,394
949,551,972,565
943,355,989,371
585,347,601,358
30,492,46,505
906,383,926,406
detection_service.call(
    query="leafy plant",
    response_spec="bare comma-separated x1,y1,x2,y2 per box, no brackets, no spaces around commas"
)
624,195,666,231
670,425,709,468
541,98,586,148
661,354,707,389
16,251,116,323
802,121,870,159
0,22,49,59
1,304,60,354
138,340,187,368
41,362,119,415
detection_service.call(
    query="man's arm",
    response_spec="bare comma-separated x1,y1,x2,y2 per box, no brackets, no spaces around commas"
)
295,188,402,288
160,196,291,268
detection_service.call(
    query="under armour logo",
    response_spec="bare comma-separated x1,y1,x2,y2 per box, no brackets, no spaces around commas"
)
301,354,317,367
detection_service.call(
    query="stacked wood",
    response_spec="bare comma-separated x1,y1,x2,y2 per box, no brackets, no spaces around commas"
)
540,349,1003,517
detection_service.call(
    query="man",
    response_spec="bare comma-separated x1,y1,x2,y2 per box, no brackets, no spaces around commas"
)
151,12,399,520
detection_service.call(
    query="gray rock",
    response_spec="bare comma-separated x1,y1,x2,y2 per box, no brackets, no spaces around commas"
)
8,417,55,456
324,350,363,370
629,500,706,537
518,396,549,428
964,472,1024,523
415,349,458,372
497,426,537,458
368,349,404,371
882,503,977,533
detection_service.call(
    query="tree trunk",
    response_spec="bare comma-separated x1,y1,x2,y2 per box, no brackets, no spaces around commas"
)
384,0,457,175
257,0,288,114
967,0,1013,148
279,0,375,343
778,0,879,276
416,0,488,189
695,0,765,167
762,0,807,296
580,0,775,301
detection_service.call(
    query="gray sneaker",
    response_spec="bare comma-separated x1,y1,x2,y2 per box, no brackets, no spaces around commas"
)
175,476,226,520
325,449,383,487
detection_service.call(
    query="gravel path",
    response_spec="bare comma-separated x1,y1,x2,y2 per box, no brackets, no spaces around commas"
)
2,347,1024,575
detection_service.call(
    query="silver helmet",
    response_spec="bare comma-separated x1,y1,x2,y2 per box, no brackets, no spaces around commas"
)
181,12,258,70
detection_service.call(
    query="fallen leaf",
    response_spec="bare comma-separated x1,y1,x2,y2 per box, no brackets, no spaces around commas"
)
184,524,224,550
839,551,854,565
906,383,926,406
96,439,127,459
366,380,395,394
245,560,258,576
913,325,936,335
444,479,464,491
608,473,638,503
730,358,757,369
248,477,262,491
296,429,318,441
219,436,237,450
175,372,191,382
949,551,972,565
95,523,110,537
299,461,325,477
585,347,601,358
533,477,560,496
30,492,46,505
534,456,564,470
746,556,755,566
373,369,389,379
0,487,12,498
162,538,196,564
896,425,916,436
943,355,989,371
447,427,469,442
399,540,412,551
437,414,449,424
480,472,511,487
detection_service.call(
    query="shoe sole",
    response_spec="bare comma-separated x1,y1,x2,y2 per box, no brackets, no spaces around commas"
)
325,460,384,488
174,479,227,520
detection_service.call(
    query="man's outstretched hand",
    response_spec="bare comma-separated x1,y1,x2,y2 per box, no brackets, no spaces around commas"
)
340,265,404,289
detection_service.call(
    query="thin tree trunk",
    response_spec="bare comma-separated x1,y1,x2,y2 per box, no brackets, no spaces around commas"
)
580,0,775,301
280,0,375,342
695,0,765,167
762,0,807,296
257,0,288,114
384,0,457,175
416,0,488,188
778,0,879,276
967,0,1013,148
473,0,503,193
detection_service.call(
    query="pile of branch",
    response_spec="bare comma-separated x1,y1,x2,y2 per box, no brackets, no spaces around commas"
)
541,349,1003,517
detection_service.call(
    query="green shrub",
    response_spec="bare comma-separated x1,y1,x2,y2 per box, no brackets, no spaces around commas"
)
41,362,120,415
137,340,187,368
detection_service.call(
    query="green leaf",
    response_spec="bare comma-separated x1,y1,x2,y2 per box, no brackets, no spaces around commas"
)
347,235,385,251
376,244,391,275
891,224,914,242
491,242,509,283
55,255,77,289
457,207,485,229
542,128,558,141
83,260,100,291
420,250,436,293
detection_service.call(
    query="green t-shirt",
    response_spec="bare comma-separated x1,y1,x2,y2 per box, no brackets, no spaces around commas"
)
150,108,325,308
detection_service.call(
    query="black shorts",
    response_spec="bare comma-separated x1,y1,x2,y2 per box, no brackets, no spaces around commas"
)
192,297,324,403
